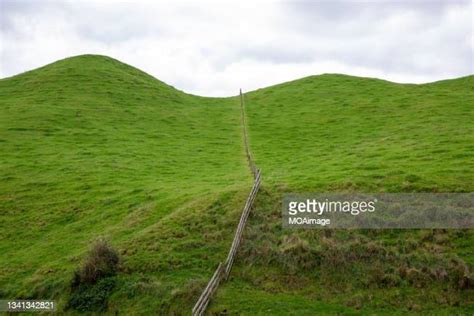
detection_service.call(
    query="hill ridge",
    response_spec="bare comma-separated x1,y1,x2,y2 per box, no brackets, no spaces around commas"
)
2,54,472,98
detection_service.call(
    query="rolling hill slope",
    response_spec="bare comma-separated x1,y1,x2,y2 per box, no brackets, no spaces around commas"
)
212,74,474,314
0,55,252,313
0,55,472,314
245,74,474,192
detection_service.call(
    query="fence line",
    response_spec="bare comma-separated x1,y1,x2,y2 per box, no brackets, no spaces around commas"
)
192,171,261,315
224,170,261,279
240,89,258,178
192,90,261,315
192,263,224,316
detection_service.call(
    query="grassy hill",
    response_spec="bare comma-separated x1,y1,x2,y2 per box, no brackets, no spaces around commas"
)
245,74,474,192
0,55,473,314
212,74,474,314
0,55,252,313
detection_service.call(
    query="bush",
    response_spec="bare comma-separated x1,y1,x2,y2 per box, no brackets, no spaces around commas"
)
72,238,120,287
68,238,120,312
68,278,116,312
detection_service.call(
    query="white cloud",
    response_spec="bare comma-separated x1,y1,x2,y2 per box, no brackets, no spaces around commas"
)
0,0,472,96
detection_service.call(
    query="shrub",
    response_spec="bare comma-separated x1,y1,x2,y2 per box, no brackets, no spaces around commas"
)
68,278,116,312
68,238,120,312
72,238,120,287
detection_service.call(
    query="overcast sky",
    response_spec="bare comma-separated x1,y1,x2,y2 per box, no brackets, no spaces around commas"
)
0,0,472,96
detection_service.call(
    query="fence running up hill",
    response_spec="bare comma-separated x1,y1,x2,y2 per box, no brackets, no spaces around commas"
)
192,90,260,316
239,89,258,179
192,171,261,316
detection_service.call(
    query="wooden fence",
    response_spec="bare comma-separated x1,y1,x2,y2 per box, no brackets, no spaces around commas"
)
191,263,224,316
192,171,261,316
224,170,261,279
192,90,261,316
239,89,258,179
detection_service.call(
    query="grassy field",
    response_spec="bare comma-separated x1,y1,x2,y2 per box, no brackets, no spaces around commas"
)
0,55,473,314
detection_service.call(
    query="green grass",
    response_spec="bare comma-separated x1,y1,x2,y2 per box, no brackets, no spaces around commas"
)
0,55,252,313
244,74,474,192
0,55,473,314
213,188,474,314
211,74,474,314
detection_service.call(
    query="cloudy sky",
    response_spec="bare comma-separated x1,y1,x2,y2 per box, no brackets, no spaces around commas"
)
0,0,472,96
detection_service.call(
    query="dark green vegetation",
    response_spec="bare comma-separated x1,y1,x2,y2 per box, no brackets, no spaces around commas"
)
0,55,473,314
68,239,119,312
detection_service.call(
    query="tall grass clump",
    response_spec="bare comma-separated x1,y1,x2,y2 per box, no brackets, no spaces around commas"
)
68,238,120,312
